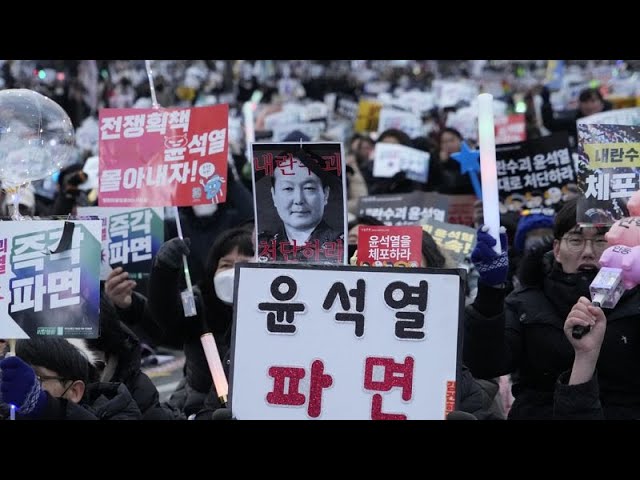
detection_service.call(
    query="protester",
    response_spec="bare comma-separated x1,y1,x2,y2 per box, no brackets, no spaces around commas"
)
148,226,253,416
465,199,640,419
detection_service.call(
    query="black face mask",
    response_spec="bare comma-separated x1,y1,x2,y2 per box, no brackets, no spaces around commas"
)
347,244,358,262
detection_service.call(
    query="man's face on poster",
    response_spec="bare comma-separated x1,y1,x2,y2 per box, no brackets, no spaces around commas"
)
271,158,329,231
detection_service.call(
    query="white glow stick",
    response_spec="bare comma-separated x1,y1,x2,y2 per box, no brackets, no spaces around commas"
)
478,93,501,254
200,333,228,405
243,102,255,161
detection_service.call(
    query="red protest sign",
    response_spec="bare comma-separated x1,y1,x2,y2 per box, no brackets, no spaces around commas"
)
98,104,229,207
356,225,423,267
495,114,526,145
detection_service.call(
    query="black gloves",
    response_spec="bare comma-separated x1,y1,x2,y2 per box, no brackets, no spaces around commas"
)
155,237,191,270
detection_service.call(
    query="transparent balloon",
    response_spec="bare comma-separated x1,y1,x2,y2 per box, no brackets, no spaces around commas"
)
0,89,76,190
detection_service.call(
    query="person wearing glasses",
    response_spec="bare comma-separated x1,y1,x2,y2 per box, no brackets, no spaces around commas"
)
464,197,640,419
0,337,141,420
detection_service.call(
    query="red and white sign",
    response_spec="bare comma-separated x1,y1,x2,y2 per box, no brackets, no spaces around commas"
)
495,114,526,145
98,104,229,207
357,225,423,267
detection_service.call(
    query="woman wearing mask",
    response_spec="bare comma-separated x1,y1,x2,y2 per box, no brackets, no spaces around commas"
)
148,226,254,417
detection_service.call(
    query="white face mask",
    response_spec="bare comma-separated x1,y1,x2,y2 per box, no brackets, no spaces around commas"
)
214,268,235,305
193,203,218,217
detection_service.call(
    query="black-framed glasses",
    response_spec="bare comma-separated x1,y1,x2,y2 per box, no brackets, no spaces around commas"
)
36,374,67,384
563,235,609,253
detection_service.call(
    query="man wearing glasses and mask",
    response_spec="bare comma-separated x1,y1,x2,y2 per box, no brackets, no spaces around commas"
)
465,197,640,419
0,337,141,420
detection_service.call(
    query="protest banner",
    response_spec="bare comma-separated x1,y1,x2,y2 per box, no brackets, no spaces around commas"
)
358,192,449,226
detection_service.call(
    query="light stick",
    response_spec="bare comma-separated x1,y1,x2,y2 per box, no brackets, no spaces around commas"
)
200,333,228,405
477,93,501,254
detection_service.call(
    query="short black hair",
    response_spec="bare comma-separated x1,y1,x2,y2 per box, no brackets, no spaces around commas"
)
270,149,332,190
554,197,608,239
578,88,604,103
16,337,92,384
348,215,385,232
553,197,578,239
377,128,413,147
421,230,446,268
440,127,463,141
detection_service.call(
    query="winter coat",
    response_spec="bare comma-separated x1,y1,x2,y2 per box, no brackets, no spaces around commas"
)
465,247,640,419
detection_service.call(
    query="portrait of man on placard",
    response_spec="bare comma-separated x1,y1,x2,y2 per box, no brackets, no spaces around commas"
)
252,142,347,264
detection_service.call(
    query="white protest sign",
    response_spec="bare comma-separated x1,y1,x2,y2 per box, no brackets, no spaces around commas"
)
377,108,425,138
434,80,479,108
336,98,359,121
396,91,436,114
373,143,430,183
263,110,300,131
230,263,464,420
364,81,391,95
300,102,329,121
446,107,478,142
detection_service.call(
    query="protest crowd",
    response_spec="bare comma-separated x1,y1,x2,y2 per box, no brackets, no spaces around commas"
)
2,59,640,420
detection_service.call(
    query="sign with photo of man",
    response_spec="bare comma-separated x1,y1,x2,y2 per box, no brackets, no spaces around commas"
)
251,142,347,264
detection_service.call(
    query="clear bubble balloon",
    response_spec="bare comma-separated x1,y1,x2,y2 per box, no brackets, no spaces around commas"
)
0,89,75,189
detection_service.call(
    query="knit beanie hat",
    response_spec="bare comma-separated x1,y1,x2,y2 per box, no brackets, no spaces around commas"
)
514,209,555,253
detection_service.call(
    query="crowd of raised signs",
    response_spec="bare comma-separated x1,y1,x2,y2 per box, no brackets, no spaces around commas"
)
1,59,640,420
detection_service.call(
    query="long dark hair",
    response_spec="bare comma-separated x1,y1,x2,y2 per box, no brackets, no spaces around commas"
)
198,226,254,337
421,230,446,268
